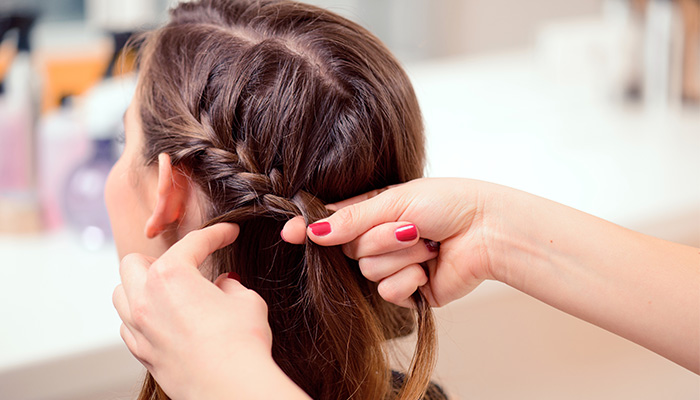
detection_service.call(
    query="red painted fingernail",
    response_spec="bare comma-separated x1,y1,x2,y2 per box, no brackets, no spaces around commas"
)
425,240,440,252
228,271,241,281
309,221,331,236
395,224,418,242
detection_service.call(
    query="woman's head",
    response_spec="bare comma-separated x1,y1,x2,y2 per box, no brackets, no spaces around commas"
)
106,0,436,398
136,0,424,217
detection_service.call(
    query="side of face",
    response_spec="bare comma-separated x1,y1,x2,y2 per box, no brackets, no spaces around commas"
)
105,96,208,260
105,99,165,259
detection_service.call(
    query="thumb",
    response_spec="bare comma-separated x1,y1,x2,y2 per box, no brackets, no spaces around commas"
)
307,189,405,246
214,272,246,294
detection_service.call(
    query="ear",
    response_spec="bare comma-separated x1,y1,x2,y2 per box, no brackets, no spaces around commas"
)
144,153,190,239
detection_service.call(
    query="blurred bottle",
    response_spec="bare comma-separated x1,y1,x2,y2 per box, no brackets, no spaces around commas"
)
62,136,116,251
60,71,136,250
37,97,89,231
0,12,42,233
0,14,36,190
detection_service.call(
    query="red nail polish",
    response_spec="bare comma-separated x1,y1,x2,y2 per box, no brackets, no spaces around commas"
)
228,271,241,281
309,221,331,236
425,240,440,252
395,224,417,242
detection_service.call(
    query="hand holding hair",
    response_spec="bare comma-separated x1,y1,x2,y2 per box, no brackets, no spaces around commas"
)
284,178,495,308
113,223,310,400
282,177,700,373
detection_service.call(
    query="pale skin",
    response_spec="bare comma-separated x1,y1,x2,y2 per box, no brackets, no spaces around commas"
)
110,100,699,399
282,178,700,374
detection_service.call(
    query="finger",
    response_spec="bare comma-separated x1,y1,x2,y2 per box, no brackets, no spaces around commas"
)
343,222,420,259
307,188,406,246
417,258,441,307
214,273,270,322
119,253,151,304
357,242,438,282
281,216,307,245
113,283,153,343
119,323,139,358
376,264,428,307
158,223,240,270
112,284,132,327
120,323,154,370
213,272,247,294
282,188,392,244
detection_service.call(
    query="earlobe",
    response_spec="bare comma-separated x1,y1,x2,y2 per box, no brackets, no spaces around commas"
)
145,153,189,238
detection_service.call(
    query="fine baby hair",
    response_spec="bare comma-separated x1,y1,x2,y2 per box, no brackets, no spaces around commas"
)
132,0,442,398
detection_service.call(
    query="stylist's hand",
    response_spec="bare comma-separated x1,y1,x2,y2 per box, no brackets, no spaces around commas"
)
283,178,502,308
113,223,302,400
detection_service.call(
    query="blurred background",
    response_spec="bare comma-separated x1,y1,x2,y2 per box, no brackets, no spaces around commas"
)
0,0,698,399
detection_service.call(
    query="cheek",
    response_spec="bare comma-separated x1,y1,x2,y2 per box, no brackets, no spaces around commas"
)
105,159,138,258
105,160,124,224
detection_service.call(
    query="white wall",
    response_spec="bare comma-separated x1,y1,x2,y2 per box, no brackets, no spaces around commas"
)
303,0,604,61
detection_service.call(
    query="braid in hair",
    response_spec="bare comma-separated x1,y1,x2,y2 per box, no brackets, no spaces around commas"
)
133,0,441,399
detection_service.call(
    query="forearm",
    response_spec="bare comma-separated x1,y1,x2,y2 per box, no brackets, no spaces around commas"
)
487,187,700,373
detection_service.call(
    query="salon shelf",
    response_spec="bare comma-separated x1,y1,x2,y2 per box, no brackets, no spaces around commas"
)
1,48,699,399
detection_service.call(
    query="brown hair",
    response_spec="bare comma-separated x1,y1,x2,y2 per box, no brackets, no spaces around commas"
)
134,0,439,398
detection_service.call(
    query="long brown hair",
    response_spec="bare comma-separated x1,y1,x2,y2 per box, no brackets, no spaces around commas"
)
134,0,439,398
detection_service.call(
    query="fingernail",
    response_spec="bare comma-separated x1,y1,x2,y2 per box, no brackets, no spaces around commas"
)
228,271,241,281
395,224,418,242
425,240,440,252
309,221,331,236
279,229,287,242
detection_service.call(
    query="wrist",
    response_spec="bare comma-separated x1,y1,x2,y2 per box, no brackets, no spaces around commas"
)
481,185,549,288
205,353,310,400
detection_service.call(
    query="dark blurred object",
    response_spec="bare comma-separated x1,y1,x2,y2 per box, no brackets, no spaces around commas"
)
0,13,38,94
103,31,135,78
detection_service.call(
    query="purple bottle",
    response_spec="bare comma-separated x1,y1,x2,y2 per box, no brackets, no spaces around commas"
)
63,138,116,250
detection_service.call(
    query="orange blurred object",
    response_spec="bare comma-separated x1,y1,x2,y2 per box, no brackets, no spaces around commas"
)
36,39,137,114
0,40,14,85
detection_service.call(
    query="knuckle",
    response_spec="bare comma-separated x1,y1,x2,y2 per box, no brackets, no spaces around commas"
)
377,279,403,304
184,229,207,249
358,258,382,281
131,301,149,328
183,229,201,241
253,296,269,316
408,264,429,285
243,290,269,315
334,204,359,230
119,325,134,349
111,285,122,307
149,260,177,284
407,263,424,277
119,253,144,274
